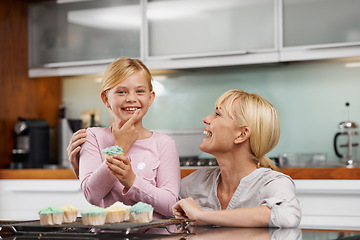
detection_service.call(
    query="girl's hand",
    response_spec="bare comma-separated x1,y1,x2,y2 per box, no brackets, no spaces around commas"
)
112,109,141,154
173,198,204,224
106,154,136,191
67,129,87,178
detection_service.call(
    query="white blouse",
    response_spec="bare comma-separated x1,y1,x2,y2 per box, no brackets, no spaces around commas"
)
180,167,302,228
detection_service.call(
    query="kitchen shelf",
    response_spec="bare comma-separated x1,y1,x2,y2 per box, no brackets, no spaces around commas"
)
1,167,360,180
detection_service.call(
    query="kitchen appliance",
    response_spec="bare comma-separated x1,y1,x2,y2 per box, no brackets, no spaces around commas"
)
156,129,218,167
58,118,82,168
333,102,359,167
58,103,82,168
12,118,50,168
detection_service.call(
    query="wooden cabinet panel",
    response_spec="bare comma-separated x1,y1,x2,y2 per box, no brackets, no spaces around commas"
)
0,1,61,169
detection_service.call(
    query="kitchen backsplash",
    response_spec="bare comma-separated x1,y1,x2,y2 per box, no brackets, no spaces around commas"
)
62,60,360,162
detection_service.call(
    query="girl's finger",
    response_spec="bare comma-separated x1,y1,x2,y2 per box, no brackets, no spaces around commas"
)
112,155,130,165
112,119,125,131
106,157,127,170
122,109,141,128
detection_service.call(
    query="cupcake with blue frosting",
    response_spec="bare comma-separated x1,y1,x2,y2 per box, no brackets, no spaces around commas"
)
80,206,107,225
129,202,154,223
38,206,64,225
102,145,124,159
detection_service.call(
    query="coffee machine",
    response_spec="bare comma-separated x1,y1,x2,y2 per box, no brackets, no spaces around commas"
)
12,118,51,168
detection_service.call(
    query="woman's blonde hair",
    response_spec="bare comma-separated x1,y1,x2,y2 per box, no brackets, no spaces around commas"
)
215,89,280,170
101,57,153,92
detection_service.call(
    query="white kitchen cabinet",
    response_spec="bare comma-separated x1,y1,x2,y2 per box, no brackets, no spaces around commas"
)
280,0,360,61
145,0,279,70
0,179,92,221
28,0,141,69
295,179,360,230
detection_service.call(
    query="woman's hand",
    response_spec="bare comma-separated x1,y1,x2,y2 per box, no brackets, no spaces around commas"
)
106,154,136,191
173,197,204,224
67,129,87,178
112,109,141,154
174,199,271,227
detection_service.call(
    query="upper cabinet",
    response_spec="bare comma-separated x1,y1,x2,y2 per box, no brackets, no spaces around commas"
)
28,0,360,77
144,0,279,70
280,0,360,61
28,0,141,77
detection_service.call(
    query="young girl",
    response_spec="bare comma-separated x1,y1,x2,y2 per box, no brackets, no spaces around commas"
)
78,57,180,219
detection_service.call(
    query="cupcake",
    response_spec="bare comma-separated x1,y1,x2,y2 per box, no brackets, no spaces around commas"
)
102,145,124,159
80,206,107,226
38,206,64,225
129,202,154,223
60,205,78,223
105,202,131,223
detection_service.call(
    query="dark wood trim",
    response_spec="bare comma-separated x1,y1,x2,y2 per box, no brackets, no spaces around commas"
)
1,167,360,180
181,167,360,180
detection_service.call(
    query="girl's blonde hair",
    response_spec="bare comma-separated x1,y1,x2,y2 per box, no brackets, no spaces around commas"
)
215,89,280,170
101,57,153,92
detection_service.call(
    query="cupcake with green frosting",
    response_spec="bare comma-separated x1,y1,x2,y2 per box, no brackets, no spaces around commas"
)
102,145,124,159
38,206,64,225
80,206,107,225
129,202,154,223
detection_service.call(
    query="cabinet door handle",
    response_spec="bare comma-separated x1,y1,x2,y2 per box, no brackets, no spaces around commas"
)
43,59,115,68
169,50,248,60
305,41,360,50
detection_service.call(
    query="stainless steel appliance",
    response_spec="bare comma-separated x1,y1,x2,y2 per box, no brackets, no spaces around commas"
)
12,118,50,168
333,102,359,167
157,129,218,167
58,118,82,168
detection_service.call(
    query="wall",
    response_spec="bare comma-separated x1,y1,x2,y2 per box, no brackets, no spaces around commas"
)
0,0,61,169
63,60,360,163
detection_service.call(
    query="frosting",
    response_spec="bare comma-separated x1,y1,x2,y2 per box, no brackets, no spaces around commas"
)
130,202,153,214
106,206,128,212
102,145,124,156
107,202,130,212
81,207,107,216
38,207,64,215
60,205,78,212
112,202,131,209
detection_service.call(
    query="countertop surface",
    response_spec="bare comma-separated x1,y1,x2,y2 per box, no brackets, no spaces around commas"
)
0,223,359,240
1,167,360,179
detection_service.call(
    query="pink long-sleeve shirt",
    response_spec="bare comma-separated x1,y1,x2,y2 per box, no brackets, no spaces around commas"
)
79,127,180,218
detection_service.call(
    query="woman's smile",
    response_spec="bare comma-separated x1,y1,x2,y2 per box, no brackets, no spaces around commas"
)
203,129,212,137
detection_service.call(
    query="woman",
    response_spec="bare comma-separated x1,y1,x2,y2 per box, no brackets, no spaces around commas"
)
173,89,301,227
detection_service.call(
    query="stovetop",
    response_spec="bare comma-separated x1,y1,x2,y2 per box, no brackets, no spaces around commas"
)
179,156,218,167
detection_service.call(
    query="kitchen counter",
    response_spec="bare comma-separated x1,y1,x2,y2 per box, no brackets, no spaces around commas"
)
1,168,360,229
0,223,360,240
1,167,360,179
